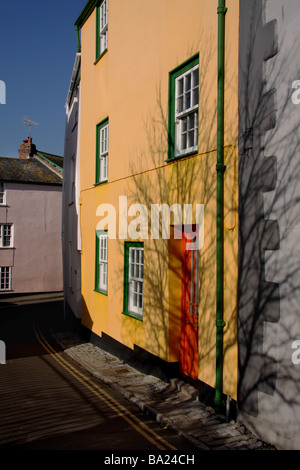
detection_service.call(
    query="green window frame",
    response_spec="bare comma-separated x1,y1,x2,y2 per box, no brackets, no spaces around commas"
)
95,230,108,295
96,0,108,62
123,241,144,321
168,53,199,161
95,117,109,184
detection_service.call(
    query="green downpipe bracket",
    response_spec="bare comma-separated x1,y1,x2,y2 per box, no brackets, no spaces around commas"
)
215,0,227,412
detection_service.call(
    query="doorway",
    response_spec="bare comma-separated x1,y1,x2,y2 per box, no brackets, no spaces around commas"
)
180,227,199,380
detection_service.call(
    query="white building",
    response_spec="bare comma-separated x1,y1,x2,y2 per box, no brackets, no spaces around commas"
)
62,52,81,323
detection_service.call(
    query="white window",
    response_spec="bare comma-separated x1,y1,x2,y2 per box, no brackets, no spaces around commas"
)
96,120,109,184
0,182,5,205
100,123,109,182
0,224,13,248
98,0,108,57
0,267,11,291
175,64,199,157
128,247,144,316
98,233,108,292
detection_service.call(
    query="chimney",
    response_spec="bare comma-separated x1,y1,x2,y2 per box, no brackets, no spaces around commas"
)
18,137,36,160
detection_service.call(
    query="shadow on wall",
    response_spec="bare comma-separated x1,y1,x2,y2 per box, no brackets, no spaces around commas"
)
238,0,300,420
110,34,239,396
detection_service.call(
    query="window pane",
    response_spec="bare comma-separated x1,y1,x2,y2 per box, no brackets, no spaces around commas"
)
178,78,183,95
193,69,199,87
185,73,191,92
103,264,107,285
188,131,194,148
185,92,191,110
181,132,187,151
3,233,10,247
177,96,183,113
188,114,194,130
192,88,199,107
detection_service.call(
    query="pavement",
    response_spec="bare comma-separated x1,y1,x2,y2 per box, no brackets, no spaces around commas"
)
53,330,277,451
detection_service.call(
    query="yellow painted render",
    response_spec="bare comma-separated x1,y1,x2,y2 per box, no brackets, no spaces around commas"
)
79,0,239,400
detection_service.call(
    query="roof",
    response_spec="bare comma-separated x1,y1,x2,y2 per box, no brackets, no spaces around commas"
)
75,0,98,29
0,154,63,186
36,152,64,170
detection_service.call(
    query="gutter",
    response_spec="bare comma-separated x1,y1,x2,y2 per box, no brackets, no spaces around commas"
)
74,0,99,54
215,0,227,411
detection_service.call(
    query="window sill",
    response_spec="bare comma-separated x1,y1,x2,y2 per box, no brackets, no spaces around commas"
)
94,288,108,296
94,49,108,65
94,180,108,187
122,310,143,322
166,149,198,163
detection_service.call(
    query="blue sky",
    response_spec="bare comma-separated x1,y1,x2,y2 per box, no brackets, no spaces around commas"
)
0,0,87,158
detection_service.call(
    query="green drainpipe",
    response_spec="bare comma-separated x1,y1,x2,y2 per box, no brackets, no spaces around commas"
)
76,25,81,53
215,0,227,412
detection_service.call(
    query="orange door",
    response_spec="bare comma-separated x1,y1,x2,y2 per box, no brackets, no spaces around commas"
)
180,230,199,380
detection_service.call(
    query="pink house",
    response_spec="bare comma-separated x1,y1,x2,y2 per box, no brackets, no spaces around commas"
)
0,138,63,294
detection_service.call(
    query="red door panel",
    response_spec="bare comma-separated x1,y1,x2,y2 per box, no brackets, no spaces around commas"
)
180,229,199,380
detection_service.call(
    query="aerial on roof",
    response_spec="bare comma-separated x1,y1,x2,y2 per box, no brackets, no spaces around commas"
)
0,154,63,186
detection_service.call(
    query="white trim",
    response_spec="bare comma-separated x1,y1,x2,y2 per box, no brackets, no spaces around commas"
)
175,64,199,157
0,267,11,291
99,123,109,182
128,247,144,316
98,233,108,291
0,182,6,205
0,224,13,248
99,0,108,55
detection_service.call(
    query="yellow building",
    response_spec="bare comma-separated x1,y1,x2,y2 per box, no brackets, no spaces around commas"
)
75,0,239,413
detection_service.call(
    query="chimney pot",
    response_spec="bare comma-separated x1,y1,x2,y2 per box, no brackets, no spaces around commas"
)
18,137,36,159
